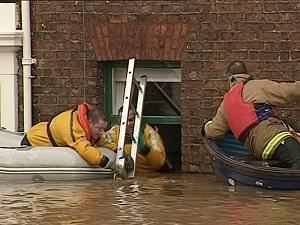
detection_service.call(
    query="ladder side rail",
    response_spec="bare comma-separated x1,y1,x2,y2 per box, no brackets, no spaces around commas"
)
128,75,147,178
115,58,135,178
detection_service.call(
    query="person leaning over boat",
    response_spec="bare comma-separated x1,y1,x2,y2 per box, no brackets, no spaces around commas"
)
98,107,170,174
202,60,300,169
21,103,113,169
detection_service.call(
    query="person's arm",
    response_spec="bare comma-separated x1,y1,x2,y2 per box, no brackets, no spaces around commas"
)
262,80,300,106
69,137,110,167
204,101,230,139
142,124,166,170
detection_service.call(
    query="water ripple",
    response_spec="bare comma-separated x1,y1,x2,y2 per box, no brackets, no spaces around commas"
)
0,174,300,224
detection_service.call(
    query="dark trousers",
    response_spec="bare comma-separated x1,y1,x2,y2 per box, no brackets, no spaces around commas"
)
20,134,31,146
273,137,300,169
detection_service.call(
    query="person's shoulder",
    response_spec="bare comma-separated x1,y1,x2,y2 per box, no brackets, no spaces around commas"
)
106,125,121,136
254,78,295,83
248,79,275,85
56,109,74,118
144,124,158,133
107,125,120,132
101,125,119,140
144,123,152,129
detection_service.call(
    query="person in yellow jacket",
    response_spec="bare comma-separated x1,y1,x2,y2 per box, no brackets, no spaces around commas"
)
203,61,300,169
99,107,168,174
21,103,112,168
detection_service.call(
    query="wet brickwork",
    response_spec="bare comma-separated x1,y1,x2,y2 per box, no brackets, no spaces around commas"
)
29,0,300,173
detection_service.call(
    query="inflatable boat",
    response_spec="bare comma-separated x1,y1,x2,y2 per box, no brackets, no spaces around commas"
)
204,134,300,190
0,128,115,182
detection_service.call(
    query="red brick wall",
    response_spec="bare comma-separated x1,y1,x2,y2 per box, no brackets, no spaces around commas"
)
31,0,102,121
30,0,300,173
86,19,188,61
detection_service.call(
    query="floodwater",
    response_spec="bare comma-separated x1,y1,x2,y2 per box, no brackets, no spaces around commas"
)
1,174,300,225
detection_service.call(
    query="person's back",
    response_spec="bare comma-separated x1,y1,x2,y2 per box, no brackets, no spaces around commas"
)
26,109,75,147
236,78,295,159
204,61,300,169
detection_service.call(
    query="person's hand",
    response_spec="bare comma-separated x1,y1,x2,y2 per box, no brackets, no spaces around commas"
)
201,120,212,137
124,154,134,173
99,155,114,169
113,154,135,178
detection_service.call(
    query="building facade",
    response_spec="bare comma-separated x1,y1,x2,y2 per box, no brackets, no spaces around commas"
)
4,0,300,173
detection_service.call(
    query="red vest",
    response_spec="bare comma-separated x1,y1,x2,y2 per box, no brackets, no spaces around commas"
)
223,83,258,140
77,103,94,143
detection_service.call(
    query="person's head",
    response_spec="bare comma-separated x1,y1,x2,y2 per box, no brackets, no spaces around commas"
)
225,61,252,88
88,109,107,140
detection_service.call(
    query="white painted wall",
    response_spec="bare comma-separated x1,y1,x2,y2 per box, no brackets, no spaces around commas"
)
0,3,16,32
0,3,22,131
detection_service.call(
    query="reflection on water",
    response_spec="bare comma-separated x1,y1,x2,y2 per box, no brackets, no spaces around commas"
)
1,174,300,225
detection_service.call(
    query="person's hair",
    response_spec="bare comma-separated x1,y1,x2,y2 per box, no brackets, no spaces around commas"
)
87,108,106,124
225,61,248,77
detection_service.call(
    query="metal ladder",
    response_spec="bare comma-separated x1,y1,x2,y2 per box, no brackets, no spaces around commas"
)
114,58,147,179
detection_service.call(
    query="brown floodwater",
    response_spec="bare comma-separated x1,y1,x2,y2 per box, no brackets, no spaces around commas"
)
1,173,300,225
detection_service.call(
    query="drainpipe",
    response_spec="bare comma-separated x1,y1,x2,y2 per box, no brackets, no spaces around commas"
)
21,0,34,131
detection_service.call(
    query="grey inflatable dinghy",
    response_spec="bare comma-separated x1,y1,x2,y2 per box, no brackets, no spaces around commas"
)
0,128,115,182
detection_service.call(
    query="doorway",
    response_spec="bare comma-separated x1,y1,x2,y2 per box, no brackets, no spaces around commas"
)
102,60,182,170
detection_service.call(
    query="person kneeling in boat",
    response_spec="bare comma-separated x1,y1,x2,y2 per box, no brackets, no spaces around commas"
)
21,103,113,169
202,60,300,169
99,107,170,174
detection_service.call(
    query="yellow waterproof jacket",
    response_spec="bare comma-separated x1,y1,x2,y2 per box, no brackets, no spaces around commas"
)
26,109,104,166
99,124,166,174
205,76,300,159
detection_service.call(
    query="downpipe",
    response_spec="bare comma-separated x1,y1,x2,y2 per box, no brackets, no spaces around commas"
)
21,0,35,131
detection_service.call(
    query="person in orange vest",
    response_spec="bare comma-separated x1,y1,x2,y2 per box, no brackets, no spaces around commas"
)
202,61,300,169
21,103,112,168
99,107,170,174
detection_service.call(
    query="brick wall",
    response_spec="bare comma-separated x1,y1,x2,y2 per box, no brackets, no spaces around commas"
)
181,1,300,172
30,0,102,121
30,0,300,173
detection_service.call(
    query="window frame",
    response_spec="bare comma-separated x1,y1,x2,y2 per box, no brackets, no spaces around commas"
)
103,60,182,126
